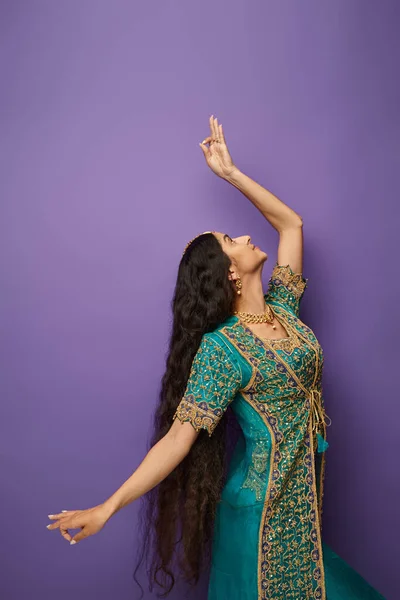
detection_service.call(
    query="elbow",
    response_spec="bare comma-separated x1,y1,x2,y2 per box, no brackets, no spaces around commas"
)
293,215,303,226
168,418,200,453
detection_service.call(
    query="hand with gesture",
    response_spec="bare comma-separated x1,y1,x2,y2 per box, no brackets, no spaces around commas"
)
46,503,111,545
199,115,238,179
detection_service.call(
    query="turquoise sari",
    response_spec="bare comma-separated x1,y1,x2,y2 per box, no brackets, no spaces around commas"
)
173,263,385,599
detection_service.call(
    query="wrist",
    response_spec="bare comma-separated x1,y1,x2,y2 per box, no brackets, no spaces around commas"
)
223,167,242,184
101,498,120,521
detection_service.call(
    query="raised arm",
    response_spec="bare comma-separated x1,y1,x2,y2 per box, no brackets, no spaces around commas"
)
225,168,304,273
199,115,304,274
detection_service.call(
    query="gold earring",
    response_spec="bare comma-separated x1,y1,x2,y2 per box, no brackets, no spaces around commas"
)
235,276,242,295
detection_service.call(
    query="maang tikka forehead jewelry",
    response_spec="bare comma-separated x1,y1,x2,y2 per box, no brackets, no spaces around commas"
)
182,231,216,256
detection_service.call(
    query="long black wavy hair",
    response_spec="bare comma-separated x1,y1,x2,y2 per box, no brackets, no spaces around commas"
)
133,232,239,597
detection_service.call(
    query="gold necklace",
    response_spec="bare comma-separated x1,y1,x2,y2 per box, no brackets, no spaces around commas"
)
233,303,277,329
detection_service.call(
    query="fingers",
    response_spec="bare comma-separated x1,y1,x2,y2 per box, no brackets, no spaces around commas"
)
214,116,220,141
48,510,73,519
199,136,212,158
201,136,212,145
209,115,219,142
59,521,73,543
199,142,208,157
58,516,88,545
219,123,226,145
210,115,219,141
208,115,225,144
47,512,84,544
47,512,77,531
47,516,73,542
201,116,225,152
70,529,88,545
209,115,214,139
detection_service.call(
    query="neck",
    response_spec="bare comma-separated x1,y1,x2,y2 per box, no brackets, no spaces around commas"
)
234,275,266,314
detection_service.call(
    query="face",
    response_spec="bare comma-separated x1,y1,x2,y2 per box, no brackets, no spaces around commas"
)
212,231,268,281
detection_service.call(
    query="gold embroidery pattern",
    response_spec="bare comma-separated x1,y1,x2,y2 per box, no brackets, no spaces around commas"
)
267,262,308,316
242,439,270,501
218,301,327,599
172,334,242,437
276,305,330,532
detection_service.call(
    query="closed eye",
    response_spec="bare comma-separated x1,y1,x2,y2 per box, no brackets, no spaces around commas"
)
223,234,234,244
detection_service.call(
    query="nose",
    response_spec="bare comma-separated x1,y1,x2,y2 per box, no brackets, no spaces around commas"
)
234,235,252,245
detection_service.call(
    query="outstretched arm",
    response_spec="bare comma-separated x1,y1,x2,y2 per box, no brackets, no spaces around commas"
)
46,420,198,545
102,420,198,518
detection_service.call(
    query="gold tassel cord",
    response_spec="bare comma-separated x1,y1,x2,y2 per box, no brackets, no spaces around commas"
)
308,388,332,434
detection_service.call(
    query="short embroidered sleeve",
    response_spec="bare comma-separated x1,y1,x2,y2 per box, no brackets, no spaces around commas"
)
173,334,242,437
265,262,308,317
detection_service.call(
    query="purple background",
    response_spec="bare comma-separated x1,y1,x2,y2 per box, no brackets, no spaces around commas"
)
1,1,398,599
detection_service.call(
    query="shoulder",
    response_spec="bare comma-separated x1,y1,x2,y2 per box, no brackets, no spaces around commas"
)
197,330,234,357
264,262,308,318
206,323,253,390
268,262,308,299
193,332,229,360
192,332,243,387
196,330,241,374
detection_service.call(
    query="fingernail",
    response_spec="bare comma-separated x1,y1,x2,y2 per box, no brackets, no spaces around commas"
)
61,510,68,513
46,524,51,529
70,540,76,545
48,514,54,518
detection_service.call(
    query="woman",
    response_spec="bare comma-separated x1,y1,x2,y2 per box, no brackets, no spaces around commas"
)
47,117,385,599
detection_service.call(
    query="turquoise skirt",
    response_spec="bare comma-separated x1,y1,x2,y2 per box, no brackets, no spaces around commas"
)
208,500,385,600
